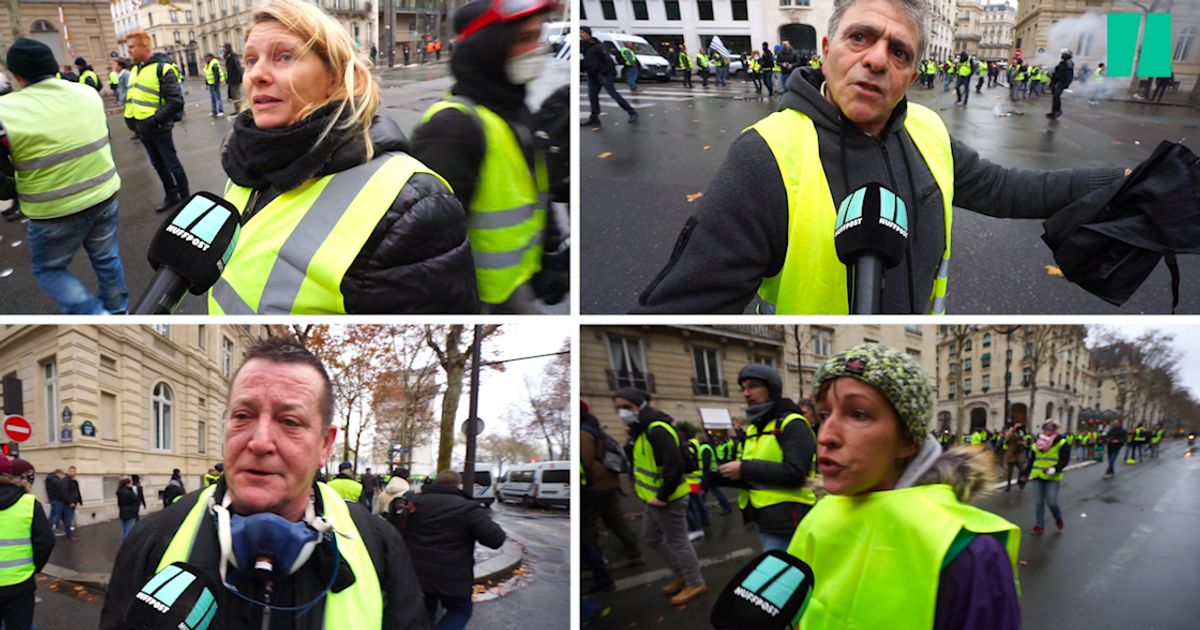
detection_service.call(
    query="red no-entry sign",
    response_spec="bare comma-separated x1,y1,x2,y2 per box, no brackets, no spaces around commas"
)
4,415,31,442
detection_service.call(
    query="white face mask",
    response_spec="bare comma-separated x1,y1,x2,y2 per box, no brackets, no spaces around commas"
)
506,46,547,85
618,408,639,425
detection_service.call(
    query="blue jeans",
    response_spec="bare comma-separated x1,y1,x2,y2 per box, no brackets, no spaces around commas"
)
424,593,473,630
1106,446,1120,474
208,84,223,114
685,492,708,531
121,518,136,541
27,197,128,314
1032,478,1062,528
62,504,76,537
707,486,732,513
49,500,64,532
757,529,792,553
141,133,189,199
625,64,638,90
587,74,635,120
716,66,728,86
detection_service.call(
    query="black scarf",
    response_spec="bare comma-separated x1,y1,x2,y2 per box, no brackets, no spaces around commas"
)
221,102,353,191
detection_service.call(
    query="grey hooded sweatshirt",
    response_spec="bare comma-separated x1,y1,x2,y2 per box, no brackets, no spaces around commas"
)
635,69,1127,314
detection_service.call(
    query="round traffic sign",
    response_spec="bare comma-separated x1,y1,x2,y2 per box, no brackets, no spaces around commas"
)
4,415,31,442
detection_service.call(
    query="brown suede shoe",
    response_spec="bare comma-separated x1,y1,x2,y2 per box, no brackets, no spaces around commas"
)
659,577,686,595
669,582,708,605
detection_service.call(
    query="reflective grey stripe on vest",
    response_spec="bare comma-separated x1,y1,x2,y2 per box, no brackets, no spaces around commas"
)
0,538,30,546
634,466,660,479
128,98,161,109
212,156,392,314
930,258,950,314
13,136,110,172
131,83,160,97
468,203,536,230
634,479,660,493
473,229,543,269
0,558,32,569
18,167,117,204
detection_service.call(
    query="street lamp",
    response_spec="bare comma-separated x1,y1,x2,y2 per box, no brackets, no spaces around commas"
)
991,325,1021,426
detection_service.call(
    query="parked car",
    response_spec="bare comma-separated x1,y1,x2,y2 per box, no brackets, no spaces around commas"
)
497,461,570,508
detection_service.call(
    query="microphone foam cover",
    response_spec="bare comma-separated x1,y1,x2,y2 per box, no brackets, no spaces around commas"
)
710,550,814,630
147,192,241,294
124,562,218,630
833,182,909,268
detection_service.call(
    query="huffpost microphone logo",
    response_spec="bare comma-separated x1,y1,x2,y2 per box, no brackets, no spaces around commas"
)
1107,13,1172,78
731,555,808,619
835,184,909,239
166,197,232,253
135,565,217,630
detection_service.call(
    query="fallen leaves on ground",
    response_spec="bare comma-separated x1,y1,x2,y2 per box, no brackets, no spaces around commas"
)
686,192,704,203
1044,264,1065,277
703,145,711,151
597,151,614,159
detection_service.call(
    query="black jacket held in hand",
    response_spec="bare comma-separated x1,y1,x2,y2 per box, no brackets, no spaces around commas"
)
123,53,184,138
0,481,54,597
222,112,479,313
1043,140,1200,311
99,481,430,630
402,483,507,598
635,67,1128,314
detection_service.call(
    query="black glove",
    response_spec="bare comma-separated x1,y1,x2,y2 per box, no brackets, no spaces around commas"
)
531,246,569,305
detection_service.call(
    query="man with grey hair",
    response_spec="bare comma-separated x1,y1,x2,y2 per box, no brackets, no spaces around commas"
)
636,0,1131,315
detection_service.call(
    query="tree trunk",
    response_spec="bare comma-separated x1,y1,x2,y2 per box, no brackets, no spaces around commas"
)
6,0,21,43
437,362,464,472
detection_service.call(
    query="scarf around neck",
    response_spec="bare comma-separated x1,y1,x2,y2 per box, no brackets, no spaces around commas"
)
221,102,354,192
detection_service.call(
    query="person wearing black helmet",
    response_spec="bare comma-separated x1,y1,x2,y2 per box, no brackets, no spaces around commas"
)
1047,48,1074,119
717,363,817,552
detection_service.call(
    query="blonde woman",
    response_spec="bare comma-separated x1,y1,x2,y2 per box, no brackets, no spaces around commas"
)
212,0,478,314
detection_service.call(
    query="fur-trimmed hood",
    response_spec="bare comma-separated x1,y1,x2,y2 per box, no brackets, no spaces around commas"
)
914,445,1000,503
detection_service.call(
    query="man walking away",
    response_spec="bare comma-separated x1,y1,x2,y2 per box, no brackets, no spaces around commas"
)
361,467,378,509
1047,49,1074,119
404,470,506,629
61,466,82,541
759,42,774,97
0,39,128,314
619,43,638,92
1103,419,1127,478
222,43,244,113
124,30,188,214
580,27,638,125
0,457,55,629
203,52,225,117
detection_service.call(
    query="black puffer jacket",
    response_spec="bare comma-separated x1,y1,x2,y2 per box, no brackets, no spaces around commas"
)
123,52,183,138
403,483,506,598
224,114,479,313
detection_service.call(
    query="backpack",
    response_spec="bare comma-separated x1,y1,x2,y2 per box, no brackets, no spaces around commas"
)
681,438,699,474
583,422,629,474
383,491,418,535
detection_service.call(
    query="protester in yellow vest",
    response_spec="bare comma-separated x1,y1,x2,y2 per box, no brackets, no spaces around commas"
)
412,0,560,313
677,43,694,88
203,51,226,117
75,57,101,92
98,336,427,627
124,29,189,214
613,386,708,605
211,0,475,314
1024,419,1069,534
715,363,816,552
787,343,1021,629
328,462,364,501
636,0,1132,315
0,38,128,314
0,458,55,625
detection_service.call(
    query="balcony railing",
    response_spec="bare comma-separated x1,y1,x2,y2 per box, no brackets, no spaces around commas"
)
606,369,656,394
693,378,728,397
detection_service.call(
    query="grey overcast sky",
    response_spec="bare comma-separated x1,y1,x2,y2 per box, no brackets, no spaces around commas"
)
1087,324,1200,399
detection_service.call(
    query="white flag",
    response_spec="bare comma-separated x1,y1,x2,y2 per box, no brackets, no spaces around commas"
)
708,35,732,58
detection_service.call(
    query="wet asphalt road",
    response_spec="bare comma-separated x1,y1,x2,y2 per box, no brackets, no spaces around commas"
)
579,74,1200,314
472,500,571,630
585,440,1199,629
0,59,569,314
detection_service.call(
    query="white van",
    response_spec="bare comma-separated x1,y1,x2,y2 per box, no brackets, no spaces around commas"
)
591,32,671,82
497,460,570,508
545,21,571,53
457,462,496,507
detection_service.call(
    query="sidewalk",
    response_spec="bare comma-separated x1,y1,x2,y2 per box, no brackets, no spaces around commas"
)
41,512,523,592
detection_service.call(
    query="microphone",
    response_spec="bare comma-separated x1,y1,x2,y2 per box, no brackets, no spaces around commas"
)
124,562,218,630
833,183,909,314
132,192,241,314
710,551,814,630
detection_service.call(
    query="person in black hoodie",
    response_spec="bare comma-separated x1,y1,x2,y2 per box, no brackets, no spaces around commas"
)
0,458,55,629
123,30,188,214
634,0,1130,314
412,0,561,313
717,364,817,553
213,0,476,314
579,26,638,125
403,470,506,628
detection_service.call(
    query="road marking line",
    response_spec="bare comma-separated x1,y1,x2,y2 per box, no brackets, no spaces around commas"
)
612,547,756,592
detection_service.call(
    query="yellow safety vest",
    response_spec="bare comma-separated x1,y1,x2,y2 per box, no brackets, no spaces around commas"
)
678,52,692,70
958,61,972,77
158,484,383,629
202,473,220,487
209,152,444,314
749,103,955,314
421,98,546,303
125,61,171,120
79,68,100,90
205,58,224,85
0,79,120,219
0,493,36,586
328,476,363,502
632,421,690,503
738,413,816,509
1030,437,1065,481
109,70,119,84
787,484,1020,630
750,59,761,73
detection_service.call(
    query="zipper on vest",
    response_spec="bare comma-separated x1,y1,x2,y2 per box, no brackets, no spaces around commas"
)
242,189,264,224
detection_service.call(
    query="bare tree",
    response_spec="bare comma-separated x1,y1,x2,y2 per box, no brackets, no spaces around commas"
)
5,1,21,45
480,432,540,475
424,325,503,472
942,325,976,435
513,339,571,459
791,325,816,401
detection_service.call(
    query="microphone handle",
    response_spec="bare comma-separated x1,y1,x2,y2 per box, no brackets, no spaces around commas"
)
851,254,885,315
131,269,190,315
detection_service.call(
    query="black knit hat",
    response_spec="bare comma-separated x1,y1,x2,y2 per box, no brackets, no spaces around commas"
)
7,38,58,80
74,56,87,67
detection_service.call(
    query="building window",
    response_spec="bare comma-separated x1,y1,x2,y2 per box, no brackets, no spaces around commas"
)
197,325,206,350
905,324,922,336
906,348,921,362
1022,366,1033,387
187,10,193,22
964,358,972,372
600,0,616,19
153,323,170,338
693,348,723,396
223,337,234,377
152,382,173,451
697,0,714,20
1176,26,1196,62
171,9,179,23
665,0,681,20
964,339,972,352
174,31,181,43
964,378,972,394
42,359,58,444
753,354,775,368
982,374,991,392
198,420,207,453
981,352,991,368
812,328,833,356
732,0,748,19
982,333,991,347
607,335,651,391
632,0,649,19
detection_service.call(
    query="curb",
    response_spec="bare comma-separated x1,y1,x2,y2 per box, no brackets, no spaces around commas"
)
41,563,109,591
474,539,525,585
